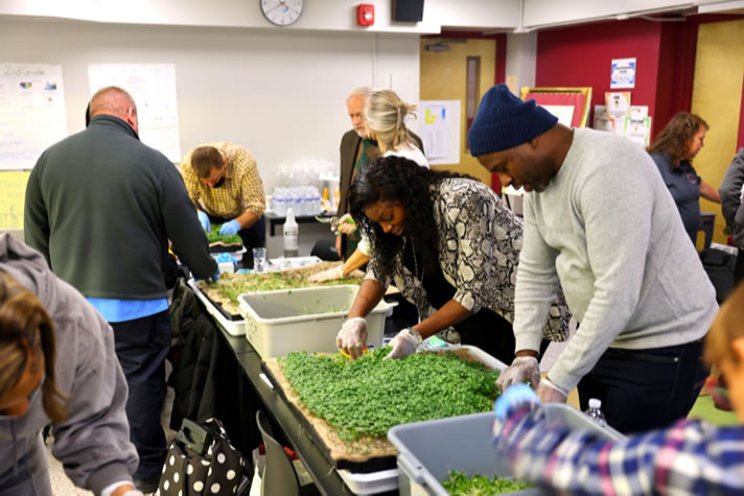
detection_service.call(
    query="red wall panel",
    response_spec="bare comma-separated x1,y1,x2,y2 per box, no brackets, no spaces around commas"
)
536,19,664,125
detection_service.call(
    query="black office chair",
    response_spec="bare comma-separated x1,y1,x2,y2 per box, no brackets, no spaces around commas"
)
255,410,320,496
310,238,341,261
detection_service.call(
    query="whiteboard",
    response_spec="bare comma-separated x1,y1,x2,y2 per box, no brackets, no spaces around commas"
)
0,63,67,170
420,100,461,166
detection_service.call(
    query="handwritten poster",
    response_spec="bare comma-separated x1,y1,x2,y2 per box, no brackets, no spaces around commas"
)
88,64,181,161
0,171,31,229
0,63,67,170
420,100,461,166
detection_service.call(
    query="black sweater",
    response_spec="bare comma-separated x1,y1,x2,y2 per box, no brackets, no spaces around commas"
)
25,115,216,299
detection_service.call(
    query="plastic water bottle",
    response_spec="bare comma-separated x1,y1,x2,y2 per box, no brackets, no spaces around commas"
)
584,398,607,427
283,208,299,258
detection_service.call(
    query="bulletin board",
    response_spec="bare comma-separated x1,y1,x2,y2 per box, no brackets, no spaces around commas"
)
520,87,592,128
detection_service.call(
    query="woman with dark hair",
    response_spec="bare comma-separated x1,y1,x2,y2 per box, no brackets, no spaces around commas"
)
335,156,571,364
648,112,720,244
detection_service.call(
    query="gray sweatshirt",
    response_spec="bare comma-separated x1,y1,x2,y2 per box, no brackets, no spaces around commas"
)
0,235,138,494
514,128,718,393
720,147,744,247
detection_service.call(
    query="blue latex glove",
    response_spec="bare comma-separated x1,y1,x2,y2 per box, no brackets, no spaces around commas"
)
197,210,211,232
214,253,236,264
219,219,241,236
209,269,221,283
494,383,540,421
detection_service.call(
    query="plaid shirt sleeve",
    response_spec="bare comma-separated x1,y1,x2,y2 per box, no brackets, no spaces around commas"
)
494,407,744,495
227,144,265,217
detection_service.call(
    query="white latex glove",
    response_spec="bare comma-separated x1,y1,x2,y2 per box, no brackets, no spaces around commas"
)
336,317,368,359
496,356,540,392
385,328,423,359
336,213,357,235
308,266,345,283
535,376,568,404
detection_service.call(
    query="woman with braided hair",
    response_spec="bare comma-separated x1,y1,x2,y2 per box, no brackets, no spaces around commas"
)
335,156,571,364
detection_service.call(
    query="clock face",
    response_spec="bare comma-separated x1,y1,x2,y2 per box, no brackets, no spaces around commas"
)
260,0,304,27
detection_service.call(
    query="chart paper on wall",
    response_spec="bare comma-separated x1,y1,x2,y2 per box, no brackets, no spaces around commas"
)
0,63,67,170
88,64,181,162
421,100,461,166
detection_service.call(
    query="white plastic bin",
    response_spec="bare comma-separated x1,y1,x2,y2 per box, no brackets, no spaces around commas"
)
238,285,393,358
188,279,245,336
388,405,624,496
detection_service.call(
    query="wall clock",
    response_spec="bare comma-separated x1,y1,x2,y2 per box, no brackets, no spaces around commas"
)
260,0,304,27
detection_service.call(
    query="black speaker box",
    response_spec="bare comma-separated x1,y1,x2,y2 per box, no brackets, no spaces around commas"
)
392,0,425,22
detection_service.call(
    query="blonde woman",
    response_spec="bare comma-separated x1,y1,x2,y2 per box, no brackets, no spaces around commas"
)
312,89,427,282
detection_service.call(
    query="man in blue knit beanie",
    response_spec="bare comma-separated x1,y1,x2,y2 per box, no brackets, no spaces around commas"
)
469,84,717,435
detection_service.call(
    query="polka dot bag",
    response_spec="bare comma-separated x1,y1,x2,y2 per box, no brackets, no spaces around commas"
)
157,418,248,495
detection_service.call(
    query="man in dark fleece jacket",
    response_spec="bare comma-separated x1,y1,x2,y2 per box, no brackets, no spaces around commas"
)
24,86,217,492
0,235,140,496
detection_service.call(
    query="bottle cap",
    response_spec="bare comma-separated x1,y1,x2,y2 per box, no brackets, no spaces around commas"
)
588,398,602,409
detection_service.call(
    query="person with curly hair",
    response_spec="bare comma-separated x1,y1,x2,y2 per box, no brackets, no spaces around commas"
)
335,156,571,364
313,89,427,283
648,112,720,245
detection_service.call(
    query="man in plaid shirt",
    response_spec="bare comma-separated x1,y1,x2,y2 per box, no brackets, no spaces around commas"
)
492,282,744,495
181,142,266,267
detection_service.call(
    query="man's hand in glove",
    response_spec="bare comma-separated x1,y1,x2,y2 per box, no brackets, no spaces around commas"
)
535,376,568,404
219,219,241,236
496,355,540,392
336,317,368,359
385,328,423,359
197,211,211,232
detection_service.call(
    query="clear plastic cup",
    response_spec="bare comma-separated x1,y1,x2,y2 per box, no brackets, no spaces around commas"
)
252,247,267,273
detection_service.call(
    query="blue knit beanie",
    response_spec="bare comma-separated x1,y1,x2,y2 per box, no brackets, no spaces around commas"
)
468,84,558,156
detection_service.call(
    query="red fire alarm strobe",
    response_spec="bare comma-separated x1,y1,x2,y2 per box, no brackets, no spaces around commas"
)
357,4,375,27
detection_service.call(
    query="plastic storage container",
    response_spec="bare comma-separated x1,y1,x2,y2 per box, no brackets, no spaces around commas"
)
238,285,394,358
188,279,245,336
388,405,624,496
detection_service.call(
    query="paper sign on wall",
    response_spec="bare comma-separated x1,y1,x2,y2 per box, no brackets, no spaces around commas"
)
420,100,461,166
543,105,575,126
611,57,636,89
0,63,68,170
0,171,31,229
88,64,181,162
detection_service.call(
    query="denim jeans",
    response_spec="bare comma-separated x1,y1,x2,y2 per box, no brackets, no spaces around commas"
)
577,339,708,435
